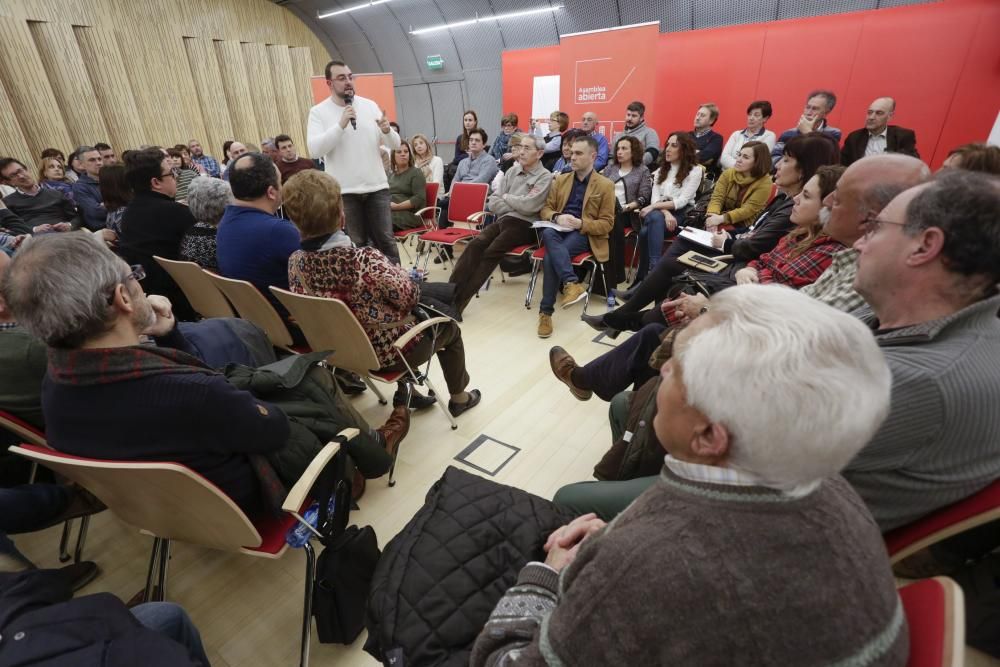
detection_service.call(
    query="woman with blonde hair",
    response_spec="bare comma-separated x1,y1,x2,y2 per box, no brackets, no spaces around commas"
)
38,157,76,204
411,134,443,184
283,169,481,418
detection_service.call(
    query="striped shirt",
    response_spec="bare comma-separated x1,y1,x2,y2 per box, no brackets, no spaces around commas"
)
844,293,1000,530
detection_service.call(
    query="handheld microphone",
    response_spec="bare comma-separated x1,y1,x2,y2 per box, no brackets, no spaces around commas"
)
344,93,357,130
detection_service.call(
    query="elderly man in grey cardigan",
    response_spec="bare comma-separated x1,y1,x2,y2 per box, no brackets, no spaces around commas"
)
473,284,908,666
450,135,553,314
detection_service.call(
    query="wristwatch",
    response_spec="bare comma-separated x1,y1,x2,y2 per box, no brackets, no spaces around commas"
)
699,305,710,315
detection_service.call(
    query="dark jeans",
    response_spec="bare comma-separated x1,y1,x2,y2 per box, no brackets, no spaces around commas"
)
540,228,591,314
577,323,665,401
0,484,72,534
450,215,536,313
382,320,469,395
342,189,399,264
132,602,212,667
553,476,657,522
436,197,452,229
617,236,706,315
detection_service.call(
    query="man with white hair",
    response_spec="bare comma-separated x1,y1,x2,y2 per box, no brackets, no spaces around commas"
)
472,285,907,666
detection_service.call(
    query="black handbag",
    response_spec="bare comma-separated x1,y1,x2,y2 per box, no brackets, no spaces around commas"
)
313,523,382,644
309,446,383,644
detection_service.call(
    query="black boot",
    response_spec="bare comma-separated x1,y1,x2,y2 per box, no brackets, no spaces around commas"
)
335,368,367,395
393,384,437,410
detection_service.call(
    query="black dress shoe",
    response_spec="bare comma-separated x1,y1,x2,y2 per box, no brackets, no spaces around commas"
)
334,369,367,395
580,313,606,332
58,560,99,592
393,386,437,410
603,309,645,333
448,389,482,417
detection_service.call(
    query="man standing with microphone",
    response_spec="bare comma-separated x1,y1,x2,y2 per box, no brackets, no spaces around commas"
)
307,60,402,263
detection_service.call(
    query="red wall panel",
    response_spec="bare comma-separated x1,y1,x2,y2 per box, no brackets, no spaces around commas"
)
501,46,559,131
930,0,1000,167
653,25,766,143
754,15,862,137
500,0,1000,169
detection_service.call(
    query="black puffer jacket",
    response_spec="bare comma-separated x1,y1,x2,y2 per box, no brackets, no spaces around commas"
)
365,467,577,666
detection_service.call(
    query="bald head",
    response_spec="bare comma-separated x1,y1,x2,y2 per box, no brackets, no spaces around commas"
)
865,97,896,133
228,142,247,161
581,112,598,132
822,153,930,246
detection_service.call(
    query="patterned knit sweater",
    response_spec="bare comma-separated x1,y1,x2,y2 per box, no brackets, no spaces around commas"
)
287,245,419,368
472,469,907,666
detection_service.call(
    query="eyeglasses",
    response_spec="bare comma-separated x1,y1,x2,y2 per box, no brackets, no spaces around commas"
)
106,264,146,304
862,216,906,239
158,170,177,180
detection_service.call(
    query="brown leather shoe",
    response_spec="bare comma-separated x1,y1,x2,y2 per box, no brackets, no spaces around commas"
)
377,405,411,459
549,346,593,401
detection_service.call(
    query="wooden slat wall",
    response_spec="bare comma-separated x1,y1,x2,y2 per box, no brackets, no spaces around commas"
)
267,44,307,153
241,41,283,144
214,40,260,151
27,21,109,148
0,0,331,166
73,25,146,152
0,17,73,162
183,37,236,164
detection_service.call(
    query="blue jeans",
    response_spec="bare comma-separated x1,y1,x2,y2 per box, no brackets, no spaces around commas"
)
132,602,212,667
540,228,591,314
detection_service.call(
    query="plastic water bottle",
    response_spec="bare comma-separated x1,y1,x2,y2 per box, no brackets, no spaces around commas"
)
410,267,419,281
285,502,319,548
285,494,337,548
607,289,616,309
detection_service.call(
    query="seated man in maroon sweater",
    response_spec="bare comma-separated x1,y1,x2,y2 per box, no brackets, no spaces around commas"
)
1,233,401,515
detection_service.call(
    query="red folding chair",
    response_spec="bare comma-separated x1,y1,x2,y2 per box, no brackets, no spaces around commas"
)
395,181,440,264
415,182,488,271
898,577,964,667
883,479,1000,564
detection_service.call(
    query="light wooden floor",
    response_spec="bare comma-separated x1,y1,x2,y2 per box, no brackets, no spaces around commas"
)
14,252,1000,667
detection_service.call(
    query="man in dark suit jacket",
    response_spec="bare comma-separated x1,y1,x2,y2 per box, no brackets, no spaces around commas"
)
841,97,919,166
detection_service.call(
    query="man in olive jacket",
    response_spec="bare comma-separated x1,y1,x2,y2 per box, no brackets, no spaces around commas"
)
536,135,614,338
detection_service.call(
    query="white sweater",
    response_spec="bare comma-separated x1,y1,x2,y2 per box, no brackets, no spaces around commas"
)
307,94,401,194
651,164,704,211
720,128,777,170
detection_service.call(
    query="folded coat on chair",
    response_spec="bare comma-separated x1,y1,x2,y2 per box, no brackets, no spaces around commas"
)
365,466,578,666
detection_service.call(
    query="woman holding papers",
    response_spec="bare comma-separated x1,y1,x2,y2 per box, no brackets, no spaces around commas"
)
582,132,840,336
634,132,703,281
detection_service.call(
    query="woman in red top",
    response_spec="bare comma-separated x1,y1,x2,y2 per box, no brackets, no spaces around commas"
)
282,169,481,418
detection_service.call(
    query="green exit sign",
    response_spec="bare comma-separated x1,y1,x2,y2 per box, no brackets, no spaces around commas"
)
426,54,444,70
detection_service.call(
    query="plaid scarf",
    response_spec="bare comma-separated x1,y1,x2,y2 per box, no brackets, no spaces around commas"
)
47,344,214,386
47,343,287,514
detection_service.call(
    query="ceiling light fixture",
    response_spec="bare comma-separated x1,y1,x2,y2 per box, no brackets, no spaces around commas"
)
410,5,563,35
318,0,391,19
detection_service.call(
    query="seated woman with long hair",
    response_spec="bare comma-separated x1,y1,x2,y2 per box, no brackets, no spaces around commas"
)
282,169,482,418
411,134,444,185
633,132,703,281
584,133,840,335
603,135,652,285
